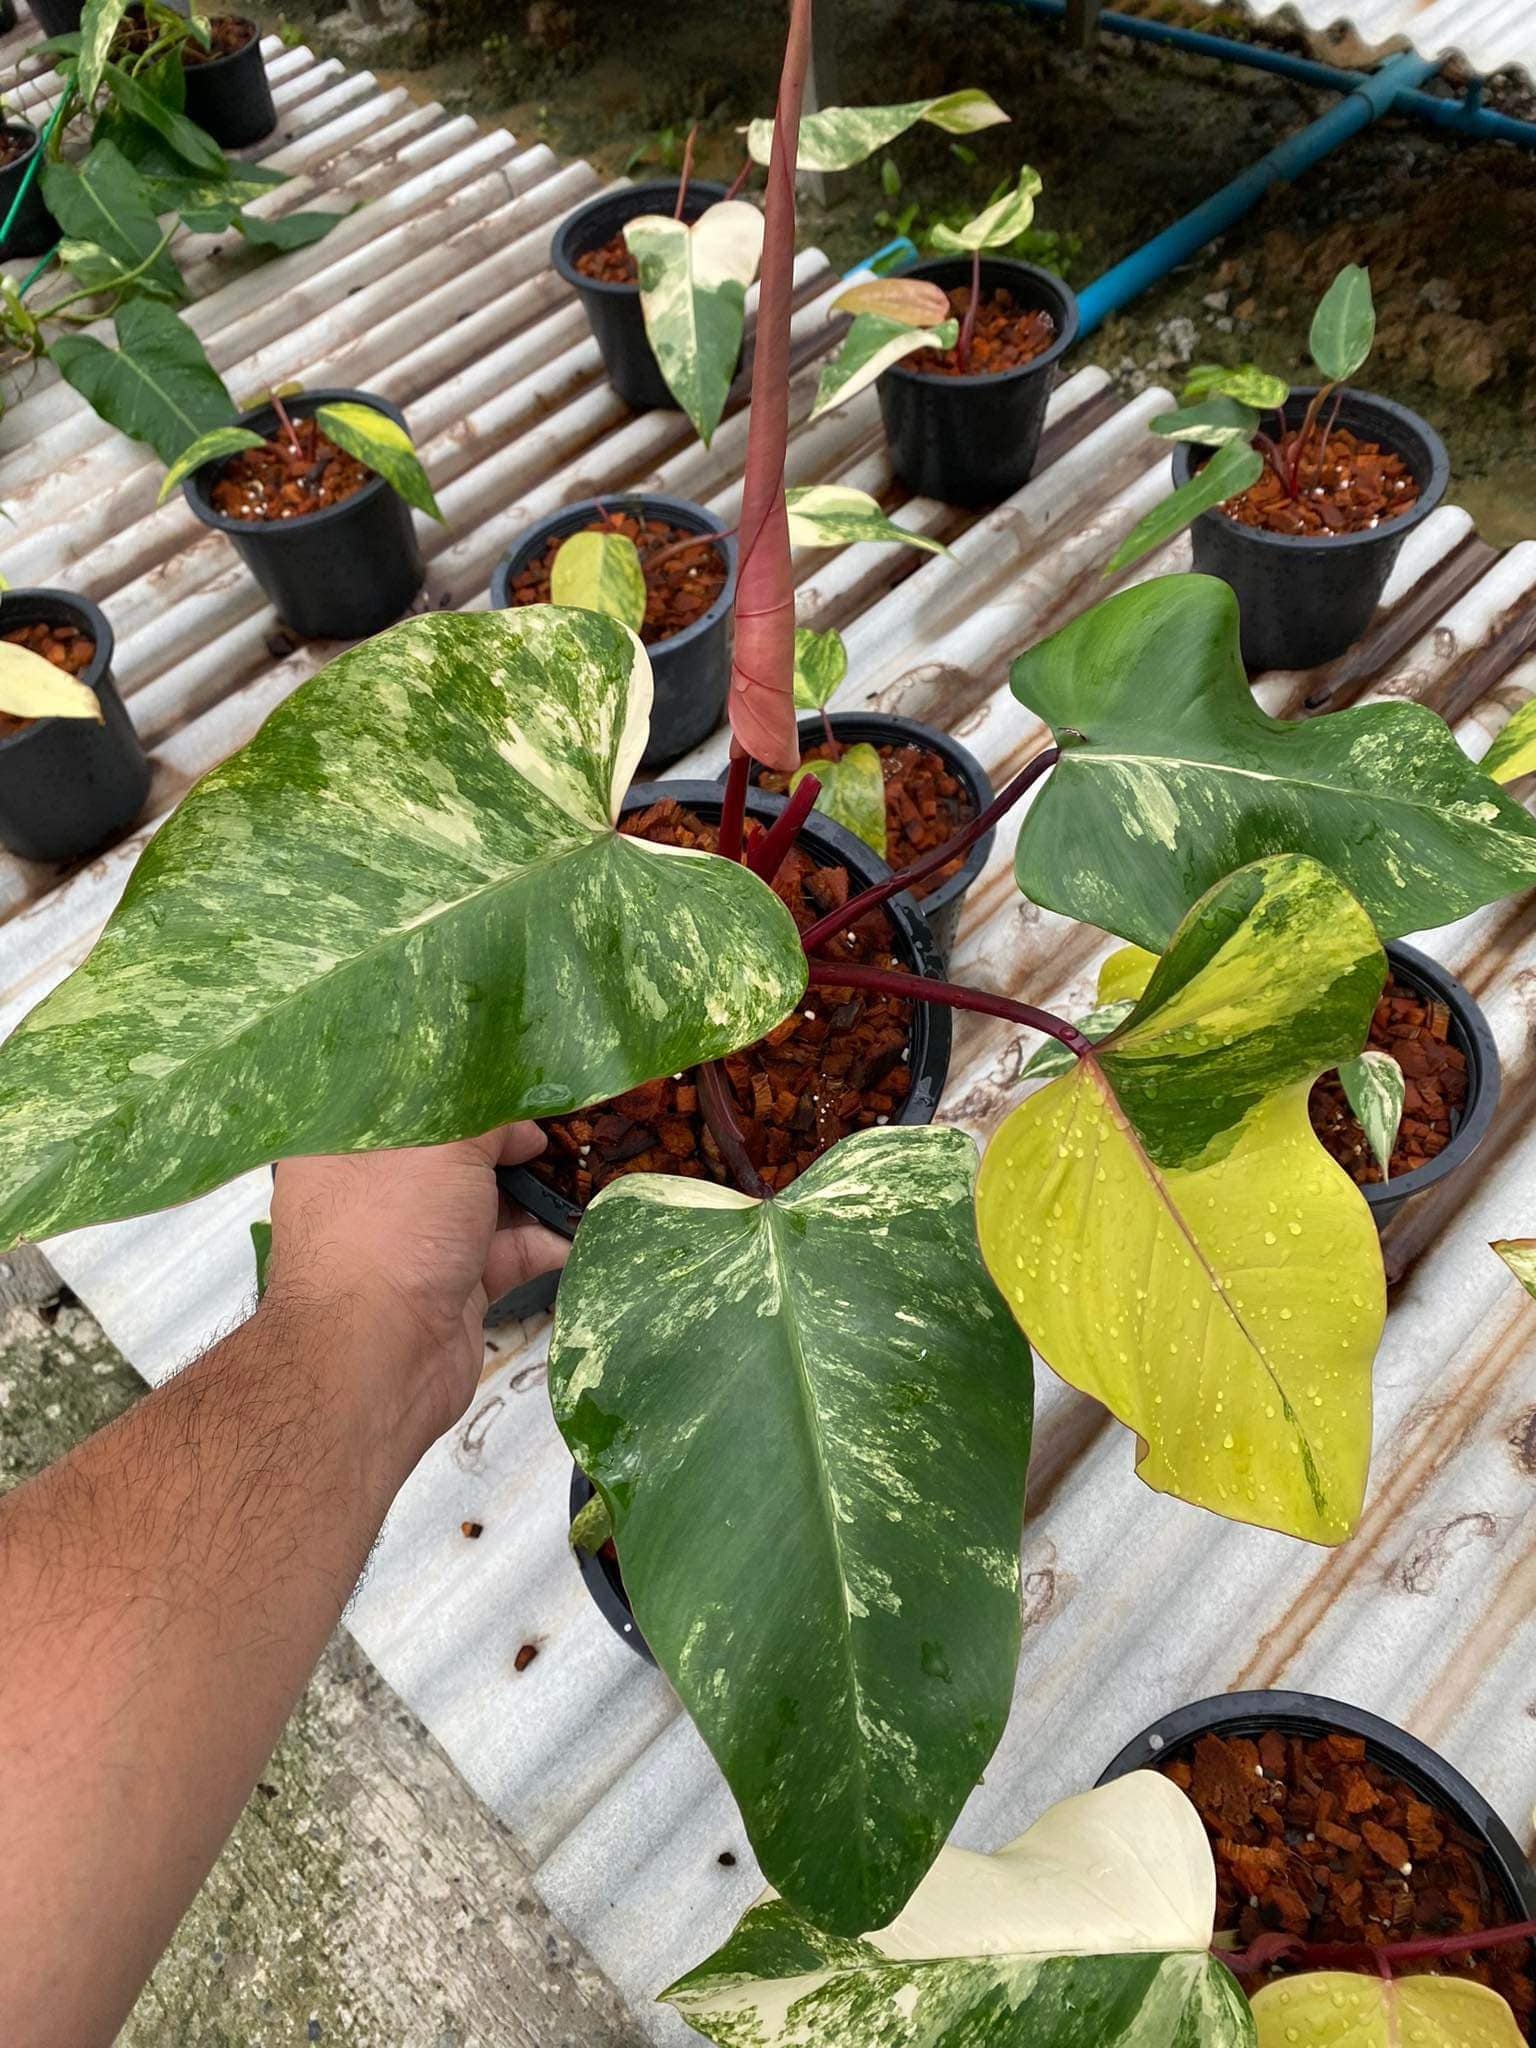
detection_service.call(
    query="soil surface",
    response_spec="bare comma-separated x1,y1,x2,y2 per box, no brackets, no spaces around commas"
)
759,738,975,899
1219,427,1420,537
508,511,728,643
906,286,1055,377
212,416,372,522
530,796,913,1206
1309,977,1467,1183
115,8,253,59
2,619,94,677
1163,1730,1535,2024
574,229,638,285
0,130,34,170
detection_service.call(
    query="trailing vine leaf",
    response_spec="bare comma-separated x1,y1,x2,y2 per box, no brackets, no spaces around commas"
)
1150,396,1260,446
1104,440,1263,575
811,311,958,419
49,297,236,466
1479,698,1536,785
1491,1240,1536,1298
157,424,266,503
567,1489,612,1556
930,163,1042,253
0,608,807,1248
622,201,764,446
1012,575,1536,949
666,1772,1256,2047
76,0,134,109
830,276,951,325
793,740,885,856
976,854,1387,1544
792,625,847,709
746,88,1009,172
235,209,346,252
0,642,103,723
1309,264,1375,385
102,60,224,175
548,1124,1034,1936
312,401,442,521
41,141,186,302
250,1220,272,1298
1337,1049,1403,1179
786,484,947,554
1182,362,1289,409
549,530,647,632
1251,1971,1524,2048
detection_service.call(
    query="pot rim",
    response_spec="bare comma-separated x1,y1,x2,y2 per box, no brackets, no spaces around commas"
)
180,13,260,68
568,1468,655,1664
488,491,739,661
881,256,1080,391
182,386,404,537
550,178,732,297
0,118,39,163
0,587,115,750
1172,385,1451,555
1360,941,1500,1212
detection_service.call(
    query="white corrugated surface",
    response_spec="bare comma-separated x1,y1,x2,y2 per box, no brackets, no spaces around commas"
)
1203,0,1536,79
4,11,1536,2045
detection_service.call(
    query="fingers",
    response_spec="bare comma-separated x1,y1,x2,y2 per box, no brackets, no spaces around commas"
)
482,1214,570,1300
483,1121,550,1169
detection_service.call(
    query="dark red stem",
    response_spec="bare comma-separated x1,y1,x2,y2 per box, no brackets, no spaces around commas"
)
747,771,820,881
723,155,754,203
269,389,304,464
818,706,841,758
719,750,751,864
806,959,1094,1056
697,1058,772,1198
672,123,698,220
955,247,981,370
799,744,1060,954
1223,1918,1536,1980
642,523,738,576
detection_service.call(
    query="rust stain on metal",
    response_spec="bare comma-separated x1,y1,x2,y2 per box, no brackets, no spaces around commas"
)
1391,1510,1500,1595
1508,1407,1536,1477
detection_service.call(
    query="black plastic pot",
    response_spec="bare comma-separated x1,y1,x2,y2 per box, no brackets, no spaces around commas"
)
1348,941,1500,1230
183,388,425,641
182,18,275,150
0,122,57,260
569,1468,654,1664
489,494,736,771
0,590,151,863
877,257,1079,508
550,179,732,413
27,0,81,34
1173,388,1450,674
489,780,952,1321
751,711,995,966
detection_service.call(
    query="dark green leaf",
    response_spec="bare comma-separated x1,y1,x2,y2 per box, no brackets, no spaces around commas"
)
42,140,186,302
1104,441,1262,575
49,296,235,464
234,208,346,252
102,59,224,174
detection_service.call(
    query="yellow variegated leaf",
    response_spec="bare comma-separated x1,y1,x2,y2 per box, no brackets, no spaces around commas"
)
1252,1972,1525,2048
1480,697,1536,785
550,530,647,633
1492,1239,1536,1298
0,641,103,723
794,741,885,856
1097,944,1157,1005
930,164,1042,255
746,88,1009,173
792,626,847,710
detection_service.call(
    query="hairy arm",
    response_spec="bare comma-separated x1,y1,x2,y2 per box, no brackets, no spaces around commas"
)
0,1124,564,2048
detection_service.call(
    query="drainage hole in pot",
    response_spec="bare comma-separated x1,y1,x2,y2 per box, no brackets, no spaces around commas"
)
529,797,915,1207
1160,1729,1534,2025
758,741,976,901
213,417,373,522
0,622,96,739
1307,976,1467,1184
906,287,1055,376
509,512,727,642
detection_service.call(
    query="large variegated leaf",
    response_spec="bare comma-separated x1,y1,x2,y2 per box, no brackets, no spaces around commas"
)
930,164,1042,255
666,1771,1256,2048
977,855,1387,1544
1479,697,1536,784
0,608,807,1248
811,311,958,419
548,1125,1034,1936
786,485,946,555
746,88,1008,172
793,740,885,855
1252,1972,1525,2048
623,200,764,446
1012,576,1536,949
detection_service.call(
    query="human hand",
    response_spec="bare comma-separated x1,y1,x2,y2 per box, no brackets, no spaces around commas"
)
266,1123,568,1441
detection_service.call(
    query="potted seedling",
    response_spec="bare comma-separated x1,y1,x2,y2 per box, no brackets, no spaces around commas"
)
169,389,441,640
1107,265,1450,671
106,2,276,149
8,0,1536,1971
0,589,150,862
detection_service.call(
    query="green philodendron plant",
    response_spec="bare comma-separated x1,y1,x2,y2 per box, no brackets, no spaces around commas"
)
156,392,443,519
5,0,1536,1968
1107,264,1381,572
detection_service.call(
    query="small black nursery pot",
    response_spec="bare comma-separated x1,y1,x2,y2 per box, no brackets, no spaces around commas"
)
551,179,732,413
182,18,276,150
569,1469,654,1664
184,388,426,641
0,590,151,863
490,494,735,771
26,0,82,34
1173,388,1449,674
0,121,57,260
878,257,1079,508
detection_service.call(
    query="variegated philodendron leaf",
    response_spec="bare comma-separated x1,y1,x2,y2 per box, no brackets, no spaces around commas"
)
1181,362,1289,409
1309,263,1375,386
831,277,952,326
623,201,764,446
1337,1049,1403,1179
0,641,103,723
792,741,885,857
785,485,946,555
1491,1239,1536,1299
811,311,958,419
312,402,443,521
547,1125,1034,1936
549,530,647,633
1149,396,1260,446
0,608,807,1248
977,854,1387,1544
792,625,847,710
665,1771,1256,2048
157,424,267,503
1105,441,1263,575
930,164,1042,255
1013,575,1536,948
746,88,1009,173
1479,697,1536,785
1252,1971,1525,2048
567,1489,612,1555
1020,944,1156,1081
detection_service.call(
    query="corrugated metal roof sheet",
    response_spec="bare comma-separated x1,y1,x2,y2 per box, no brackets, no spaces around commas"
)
1202,0,1536,80
4,13,1536,2044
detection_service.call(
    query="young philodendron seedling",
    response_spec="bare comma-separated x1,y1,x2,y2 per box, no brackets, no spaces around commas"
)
157,393,443,520
549,529,648,634
782,621,885,856
1108,264,1380,572
0,637,104,724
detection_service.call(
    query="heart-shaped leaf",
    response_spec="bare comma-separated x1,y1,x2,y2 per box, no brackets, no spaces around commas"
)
1479,698,1536,785
0,642,104,724
157,423,267,503
746,87,1009,173
786,484,947,554
667,1771,1256,2047
930,163,1042,255
1491,1239,1536,1298
549,530,647,632
1013,576,1536,948
42,140,187,302
0,608,807,1249
1309,264,1375,385
623,199,764,446
977,853,1387,1543
792,625,847,709
49,296,236,467
548,1124,1034,1936
1182,362,1289,410
1337,1048,1403,1179
1104,440,1263,574
811,311,958,419
1252,1971,1525,2048
830,276,952,325
793,740,885,855
312,401,442,521
1150,396,1260,446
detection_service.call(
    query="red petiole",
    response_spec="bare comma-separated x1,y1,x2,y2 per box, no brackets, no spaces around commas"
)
722,155,755,203
806,959,1095,1058
955,247,982,371
697,1057,772,1198
746,771,820,880
672,123,698,221
269,390,305,466
1223,1917,1536,1979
